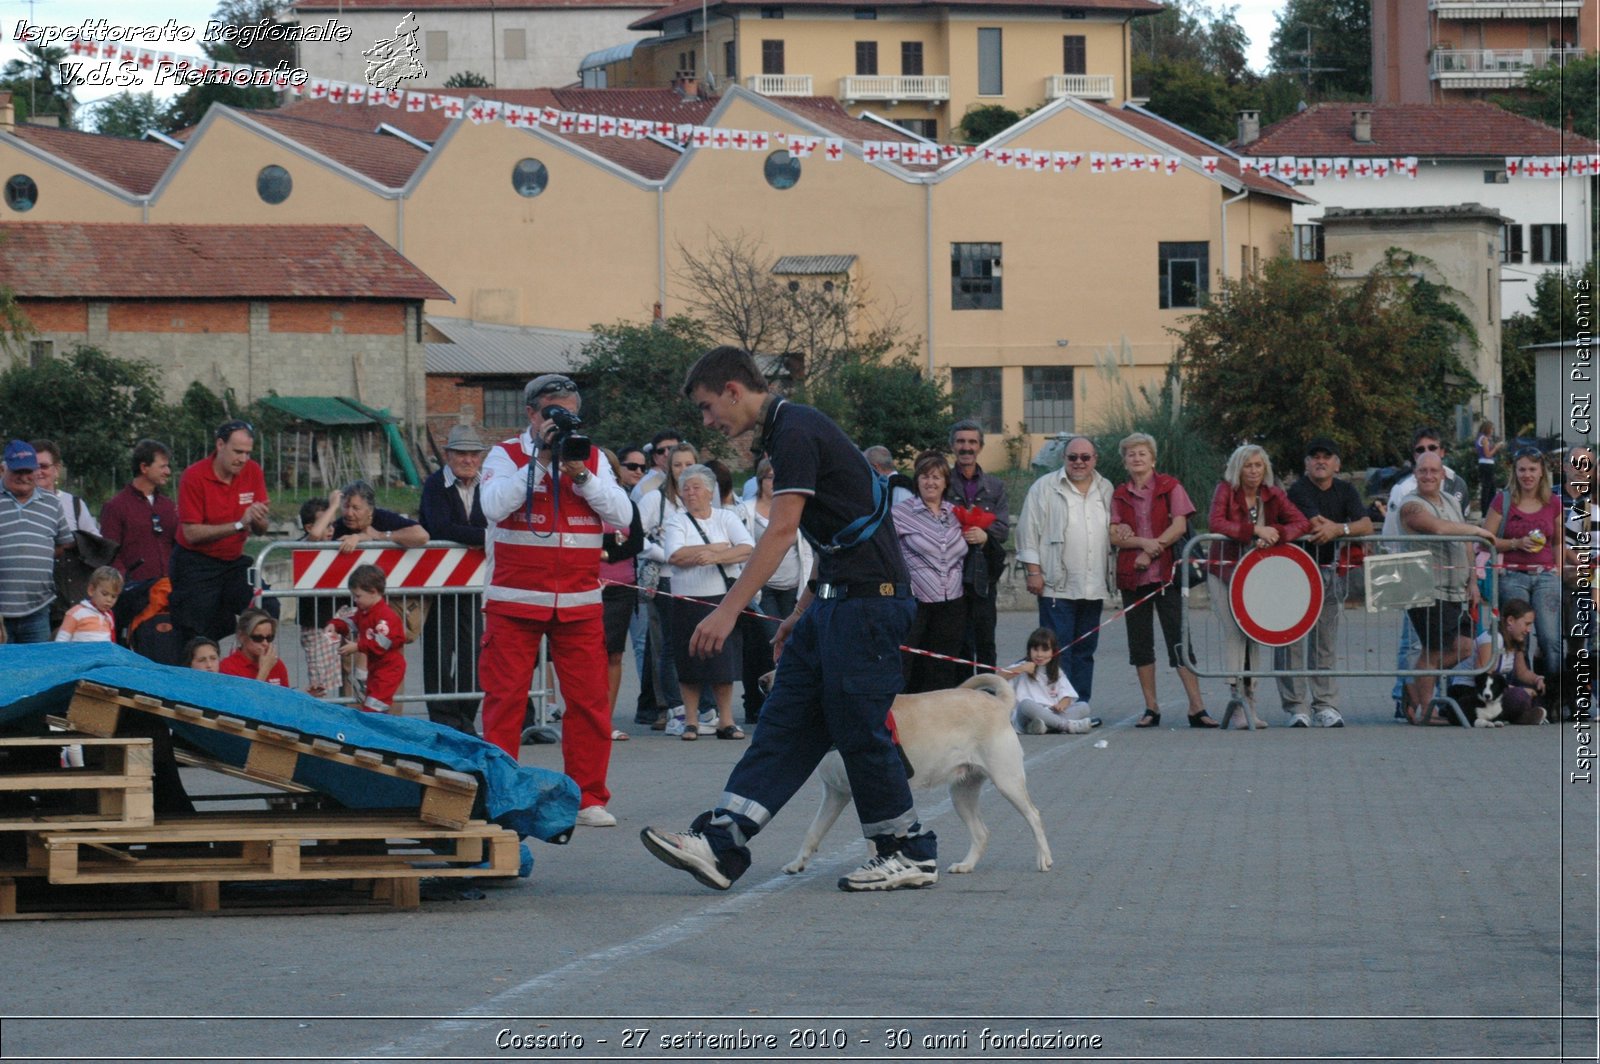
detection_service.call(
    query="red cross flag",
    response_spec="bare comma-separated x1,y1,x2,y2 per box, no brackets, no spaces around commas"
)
1014,148,1032,169
1164,156,1181,175
994,149,1013,166
350,83,370,105
1372,159,1389,178
100,42,117,59
443,97,464,118
482,101,502,121
540,107,558,125
1128,153,1145,172
309,79,329,99
940,144,959,160
1557,157,1572,176
467,103,486,124
328,83,347,104
1353,159,1371,178
655,120,675,137
883,142,901,162
1575,156,1592,178
1109,153,1126,171
505,105,526,127
731,130,750,149
752,131,770,150
1505,157,1522,178
863,141,881,161
1089,152,1106,173
1332,157,1349,179
599,116,617,136
577,114,596,133
384,88,402,108
1051,151,1071,173
712,130,730,148
618,118,637,137
824,138,843,160
1201,155,1219,175
920,144,940,165
692,126,711,146
961,145,977,157
1032,152,1049,173
405,92,426,112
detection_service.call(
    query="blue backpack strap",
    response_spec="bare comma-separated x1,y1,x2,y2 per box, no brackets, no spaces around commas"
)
813,470,891,555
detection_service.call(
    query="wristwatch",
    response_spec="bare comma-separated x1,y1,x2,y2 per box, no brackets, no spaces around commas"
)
233,520,244,533
570,470,591,486
1342,523,1350,536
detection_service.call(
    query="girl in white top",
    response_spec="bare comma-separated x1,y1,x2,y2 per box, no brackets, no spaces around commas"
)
1004,627,1098,735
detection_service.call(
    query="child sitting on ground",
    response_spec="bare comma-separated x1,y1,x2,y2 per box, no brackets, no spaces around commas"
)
327,563,407,713
54,565,122,644
1446,597,1548,726
1002,627,1101,735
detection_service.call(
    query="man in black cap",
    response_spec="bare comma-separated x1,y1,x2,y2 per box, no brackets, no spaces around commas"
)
418,424,491,734
1278,437,1373,728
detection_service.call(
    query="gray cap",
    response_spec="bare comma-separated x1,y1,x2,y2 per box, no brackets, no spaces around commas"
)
523,373,579,407
444,424,488,452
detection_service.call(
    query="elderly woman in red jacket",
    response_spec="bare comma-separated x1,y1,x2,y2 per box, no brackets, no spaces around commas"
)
1207,443,1310,728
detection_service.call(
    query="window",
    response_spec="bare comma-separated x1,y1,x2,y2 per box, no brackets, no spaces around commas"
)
1063,34,1085,74
1501,223,1524,264
901,41,923,76
724,40,737,80
1531,224,1566,264
425,30,448,61
1483,168,1508,185
1292,224,1323,262
512,158,549,197
1158,241,1208,308
4,174,37,211
503,28,526,59
950,368,1002,435
855,6,877,17
977,27,1002,94
677,49,696,73
1024,366,1074,433
855,41,878,76
894,118,937,139
256,164,292,204
763,150,801,190
951,242,1002,310
482,386,523,428
28,339,52,367
760,6,783,16
762,39,785,75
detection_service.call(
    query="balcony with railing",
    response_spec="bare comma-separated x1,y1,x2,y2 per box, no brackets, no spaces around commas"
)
838,75,950,103
746,74,813,96
1429,0,1583,19
1429,46,1586,86
1043,74,1116,100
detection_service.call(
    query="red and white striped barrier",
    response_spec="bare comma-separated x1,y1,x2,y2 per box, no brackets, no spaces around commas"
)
290,545,487,592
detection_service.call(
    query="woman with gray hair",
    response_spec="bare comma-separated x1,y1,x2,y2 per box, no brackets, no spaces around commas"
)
661,463,755,740
320,480,429,553
1205,444,1310,728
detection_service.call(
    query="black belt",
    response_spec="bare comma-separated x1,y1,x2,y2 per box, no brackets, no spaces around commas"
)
812,581,910,600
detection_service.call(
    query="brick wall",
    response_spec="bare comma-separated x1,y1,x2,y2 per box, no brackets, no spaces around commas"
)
106,301,249,334
17,301,88,332
268,301,407,335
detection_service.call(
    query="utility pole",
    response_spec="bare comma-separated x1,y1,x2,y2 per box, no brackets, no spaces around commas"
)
1285,23,1342,95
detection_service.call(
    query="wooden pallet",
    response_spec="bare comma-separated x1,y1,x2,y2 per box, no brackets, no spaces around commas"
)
0,870,434,919
25,811,520,890
66,681,479,829
0,735,153,831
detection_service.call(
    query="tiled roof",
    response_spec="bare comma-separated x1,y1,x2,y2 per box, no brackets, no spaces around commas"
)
231,110,431,187
4,124,176,196
633,0,1159,29
0,223,451,300
425,316,593,375
770,96,941,170
1091,102,1314,203
1241,102,1600,158
278,90,559,143
772,254,855,274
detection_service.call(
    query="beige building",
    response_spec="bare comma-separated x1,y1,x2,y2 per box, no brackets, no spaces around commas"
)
1372,0,1594,105
0,79,1301,468
595,0,1160,141
291,0,660,92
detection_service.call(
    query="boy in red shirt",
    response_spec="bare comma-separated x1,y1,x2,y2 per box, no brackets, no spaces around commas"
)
328,564,407,713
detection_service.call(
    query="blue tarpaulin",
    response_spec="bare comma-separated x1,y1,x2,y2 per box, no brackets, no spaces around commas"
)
0,643,577,844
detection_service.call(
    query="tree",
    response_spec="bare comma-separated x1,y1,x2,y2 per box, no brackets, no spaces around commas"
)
1,43,76,127
90,92,168,139
1177,251,1479,469
1139,58,1242,144
444,71,493,89
0,345,169,481
808,352,952,460
1501,262,1598,437
956,104,1022,144
1266,0,1371,100
1131,1,1259,143
1494,53,1599,143
160,0,289,131
570,316,722,459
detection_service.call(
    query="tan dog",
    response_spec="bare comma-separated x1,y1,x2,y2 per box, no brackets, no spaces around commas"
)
781,673,1052,876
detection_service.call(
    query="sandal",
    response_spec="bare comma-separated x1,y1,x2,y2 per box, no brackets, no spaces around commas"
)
680,728,698,741
715,725,746,740
610,729,629,741
1188,711,1219,729
1135,709,1161,728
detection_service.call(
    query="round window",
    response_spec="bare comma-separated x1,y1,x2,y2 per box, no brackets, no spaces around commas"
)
4,174,38,212
763,150,801,190
256,165,292,205
512,158,549,197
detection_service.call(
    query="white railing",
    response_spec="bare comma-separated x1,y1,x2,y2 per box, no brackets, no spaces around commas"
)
1044,74,1116,100
1430,0,1583,18
838,75,950,102
746,74,813,96
1429,46,1586,76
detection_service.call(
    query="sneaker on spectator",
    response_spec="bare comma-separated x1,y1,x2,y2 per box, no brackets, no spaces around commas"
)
696,721,718,735
698,708,717,729
1063,719,1092,735
664,712,687,737
1023,717,1047,735
1314,708,1344,728
640,826,732,890
575,806,617,827
1288,712,1312,728
838,851,938,892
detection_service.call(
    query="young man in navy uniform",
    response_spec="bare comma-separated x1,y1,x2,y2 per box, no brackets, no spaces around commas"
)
640,346,939,892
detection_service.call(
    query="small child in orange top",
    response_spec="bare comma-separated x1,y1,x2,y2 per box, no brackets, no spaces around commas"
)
328,564,407,713
54,566,122,643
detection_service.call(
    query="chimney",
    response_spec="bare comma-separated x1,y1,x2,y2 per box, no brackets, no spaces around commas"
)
1352,109,1373,143
0,93,12,131
672,74,700,100
1237,110,1260,146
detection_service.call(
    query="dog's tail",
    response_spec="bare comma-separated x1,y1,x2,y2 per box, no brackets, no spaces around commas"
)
960,671,1016,711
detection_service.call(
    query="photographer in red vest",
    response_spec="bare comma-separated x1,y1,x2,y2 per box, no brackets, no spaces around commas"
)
478,374,633,828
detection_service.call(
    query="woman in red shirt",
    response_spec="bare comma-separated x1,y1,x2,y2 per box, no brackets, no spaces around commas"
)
218,608,291,686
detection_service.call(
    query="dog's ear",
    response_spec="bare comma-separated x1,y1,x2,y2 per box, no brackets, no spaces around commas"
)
758,670,776,696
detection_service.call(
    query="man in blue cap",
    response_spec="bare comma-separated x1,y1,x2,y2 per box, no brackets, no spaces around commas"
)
0,440,72,643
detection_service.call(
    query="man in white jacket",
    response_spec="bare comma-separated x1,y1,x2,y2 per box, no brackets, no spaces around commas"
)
1014,436,1115,714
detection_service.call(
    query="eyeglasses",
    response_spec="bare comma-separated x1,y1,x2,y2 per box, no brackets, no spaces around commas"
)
1065,454,1094,463
1513,446,1543,461
621,462,648,472
1413,443,1441,454
216,419,255,441
150,512,164,534
246,632,274,644
529,376,578,399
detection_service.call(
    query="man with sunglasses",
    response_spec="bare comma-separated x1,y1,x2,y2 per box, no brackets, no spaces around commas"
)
170,420,271,644
1015,436,1115,713
479,374,633,828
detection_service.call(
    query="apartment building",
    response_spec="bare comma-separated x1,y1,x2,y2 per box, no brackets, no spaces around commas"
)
1372,0,1595,105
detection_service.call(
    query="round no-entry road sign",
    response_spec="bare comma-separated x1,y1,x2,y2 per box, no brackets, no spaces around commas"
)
1228,543,1323,647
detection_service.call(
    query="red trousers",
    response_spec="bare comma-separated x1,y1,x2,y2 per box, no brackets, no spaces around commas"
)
479,610,612,809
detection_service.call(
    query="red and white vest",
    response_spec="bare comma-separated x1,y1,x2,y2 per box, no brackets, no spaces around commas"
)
485,442,605,620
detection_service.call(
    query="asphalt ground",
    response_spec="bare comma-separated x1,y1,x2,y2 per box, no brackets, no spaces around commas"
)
2,603,1596,1064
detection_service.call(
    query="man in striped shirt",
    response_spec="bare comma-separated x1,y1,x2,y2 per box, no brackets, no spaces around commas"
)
0,440,71,644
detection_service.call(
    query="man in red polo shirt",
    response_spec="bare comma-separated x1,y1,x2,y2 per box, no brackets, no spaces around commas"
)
169,419,271,642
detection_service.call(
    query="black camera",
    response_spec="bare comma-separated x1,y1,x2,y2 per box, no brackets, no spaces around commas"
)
541,405,592,462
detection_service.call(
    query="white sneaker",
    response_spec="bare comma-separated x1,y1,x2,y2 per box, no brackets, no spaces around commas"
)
664,713,687,737
640,826,732,890
696,721,718,736
1062,718,1093,735
575,806,617,827
698,708,717,728
1288,712,1312,728
1024,717,1048,735
1314,708,1345,728
838,851,938,892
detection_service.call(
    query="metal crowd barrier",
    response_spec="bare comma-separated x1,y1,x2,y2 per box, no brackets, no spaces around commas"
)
249,540,555,731
1179,533,1503,728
